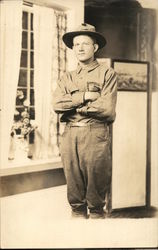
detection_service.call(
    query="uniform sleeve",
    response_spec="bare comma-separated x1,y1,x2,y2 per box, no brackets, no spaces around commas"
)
77,67,117,123
52,73,85,113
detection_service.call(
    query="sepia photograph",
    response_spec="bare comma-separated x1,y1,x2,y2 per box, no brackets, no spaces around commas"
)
0,0,158,249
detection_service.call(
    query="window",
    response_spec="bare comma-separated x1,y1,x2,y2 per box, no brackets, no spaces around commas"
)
8,3,68,165
9,5,36,163
1,0,82,171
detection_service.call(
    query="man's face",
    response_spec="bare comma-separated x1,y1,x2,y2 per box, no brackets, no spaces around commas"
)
73,35,98,63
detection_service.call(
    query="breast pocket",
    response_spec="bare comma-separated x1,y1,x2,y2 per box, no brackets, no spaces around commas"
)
87,82,102,92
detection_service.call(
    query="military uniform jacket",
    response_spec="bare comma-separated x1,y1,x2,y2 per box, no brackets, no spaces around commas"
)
53,60,117,124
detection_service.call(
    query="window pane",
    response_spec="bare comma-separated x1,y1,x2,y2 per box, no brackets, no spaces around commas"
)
22,31,28,49
16,88,27,106
14,107,25,122
22,12,28,30
30,52,34,68
31,13,33,31
30,89,34,106
31,33,34,50
20,51,27,68
30,107,35,120
30,70,34,87
18,69,27,87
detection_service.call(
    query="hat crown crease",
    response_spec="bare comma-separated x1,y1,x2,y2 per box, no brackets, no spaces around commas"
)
79,23,95,32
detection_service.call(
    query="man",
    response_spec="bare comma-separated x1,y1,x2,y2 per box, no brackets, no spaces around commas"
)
53,23,117,219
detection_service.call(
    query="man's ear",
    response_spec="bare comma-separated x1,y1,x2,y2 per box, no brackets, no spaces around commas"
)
94,43,99,53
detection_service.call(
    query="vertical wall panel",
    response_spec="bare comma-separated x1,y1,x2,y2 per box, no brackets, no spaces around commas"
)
112,92,147,209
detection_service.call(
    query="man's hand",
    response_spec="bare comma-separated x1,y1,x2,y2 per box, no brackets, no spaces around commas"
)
76,106,88,115
84,91,100,102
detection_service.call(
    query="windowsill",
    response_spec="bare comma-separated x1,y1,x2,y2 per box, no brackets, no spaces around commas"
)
0,157,63,177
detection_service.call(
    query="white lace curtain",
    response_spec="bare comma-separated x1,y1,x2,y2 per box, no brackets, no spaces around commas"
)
34,6,67,159
0,0,22,168
50,10,67,153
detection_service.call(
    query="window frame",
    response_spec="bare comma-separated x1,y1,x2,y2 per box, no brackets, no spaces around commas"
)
17,5,35,116
9,4,36,165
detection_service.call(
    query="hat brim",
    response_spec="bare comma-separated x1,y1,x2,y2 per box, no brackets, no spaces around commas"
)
62,31,106,49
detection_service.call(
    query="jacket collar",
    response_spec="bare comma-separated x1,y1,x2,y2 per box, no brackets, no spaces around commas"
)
76,60,100,74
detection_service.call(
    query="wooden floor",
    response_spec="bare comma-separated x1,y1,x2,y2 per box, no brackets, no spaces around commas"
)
1,185,157,248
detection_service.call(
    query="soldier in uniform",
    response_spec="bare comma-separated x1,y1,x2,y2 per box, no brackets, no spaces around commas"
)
53,23,117,219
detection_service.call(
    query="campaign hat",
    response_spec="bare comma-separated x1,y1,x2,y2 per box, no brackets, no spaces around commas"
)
62,23,106,49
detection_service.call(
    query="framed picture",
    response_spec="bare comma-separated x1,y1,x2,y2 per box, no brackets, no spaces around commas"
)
112,59,149,91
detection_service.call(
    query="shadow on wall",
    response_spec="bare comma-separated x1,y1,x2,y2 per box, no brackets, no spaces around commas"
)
85,0,157,90
85,0,142,8
85,0,142,59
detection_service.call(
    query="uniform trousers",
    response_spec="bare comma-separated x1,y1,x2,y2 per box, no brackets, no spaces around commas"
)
60,123,112,215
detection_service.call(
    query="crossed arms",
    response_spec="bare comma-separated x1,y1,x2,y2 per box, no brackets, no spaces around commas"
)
53,67,117,121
